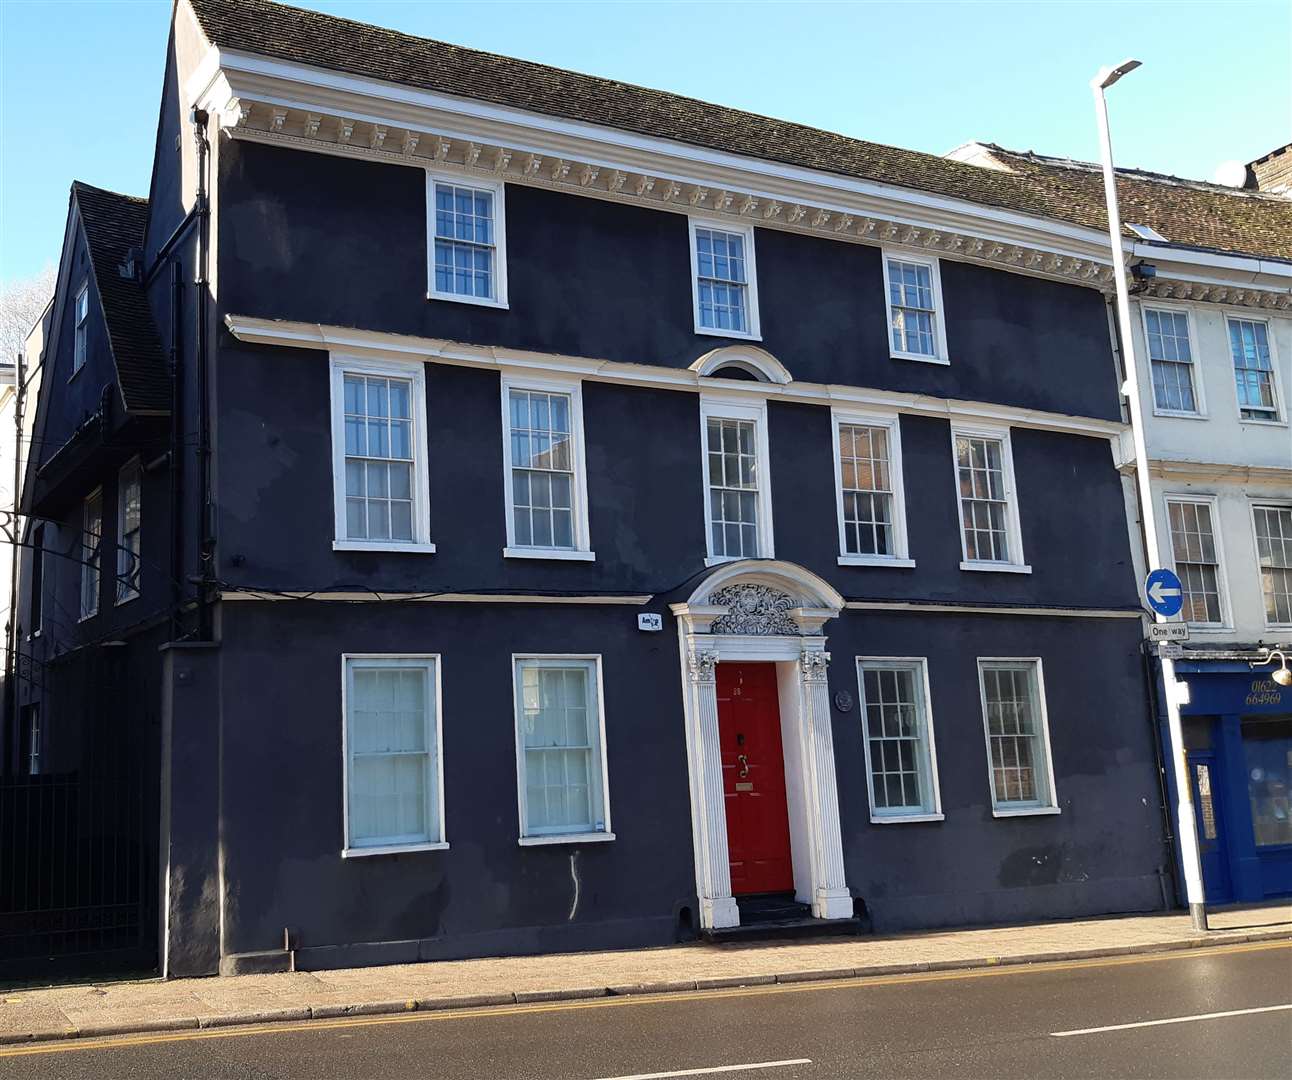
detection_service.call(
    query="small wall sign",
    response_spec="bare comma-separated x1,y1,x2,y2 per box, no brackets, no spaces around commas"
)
637,613,663,632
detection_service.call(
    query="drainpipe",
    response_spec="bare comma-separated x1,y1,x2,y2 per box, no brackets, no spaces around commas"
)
168,263,183,638
191,108,213,641
4,344,24,773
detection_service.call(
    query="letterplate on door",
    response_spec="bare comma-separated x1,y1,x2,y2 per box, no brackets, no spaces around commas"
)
735,782,754,792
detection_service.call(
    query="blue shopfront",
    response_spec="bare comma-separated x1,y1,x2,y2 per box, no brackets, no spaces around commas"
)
1168,658,1292,905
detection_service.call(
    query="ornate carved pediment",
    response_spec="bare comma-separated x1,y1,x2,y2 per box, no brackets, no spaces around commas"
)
709,584,800,636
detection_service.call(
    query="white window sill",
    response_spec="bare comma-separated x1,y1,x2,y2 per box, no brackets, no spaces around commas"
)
116,593,140,607
870,812,944,824
1152,409,1207,421
503,547,596,562
704,553,772,568
1184,624,1235,634
1239,416,1287,427
838,555,916,569
426,290,508,310
342,841,450,858
694,325,762,342
960,561,1032,575
892,351,950,366
518,831,615,847
991,805,1061,818
333,540,438,554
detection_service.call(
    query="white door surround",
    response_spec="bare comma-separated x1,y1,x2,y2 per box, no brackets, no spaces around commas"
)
671,559,852,929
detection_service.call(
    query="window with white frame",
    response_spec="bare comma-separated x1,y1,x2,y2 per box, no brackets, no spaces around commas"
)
502,375,592,559
1166,496,1226,626
952,426,1026,570
978,659,1056,813
1228,317,1279,421
834,413,910,564
1144,307,1198,414
80,489,101,620
883,252,947,362
343,655,444,853
513,656,611,842
427,174,507,307
72,283,88,375
1253,504,1292,626
690,220,759,339
857,658,941,820
330,357,433,552
701,399,772,563
116,461,141,603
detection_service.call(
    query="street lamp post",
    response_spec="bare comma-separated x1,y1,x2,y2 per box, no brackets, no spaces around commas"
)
1091,59,1208,931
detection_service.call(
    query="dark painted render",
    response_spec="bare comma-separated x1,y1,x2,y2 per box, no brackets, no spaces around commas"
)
15,34,1171,979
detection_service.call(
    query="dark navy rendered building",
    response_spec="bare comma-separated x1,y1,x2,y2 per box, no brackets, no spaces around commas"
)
9,0,1174,978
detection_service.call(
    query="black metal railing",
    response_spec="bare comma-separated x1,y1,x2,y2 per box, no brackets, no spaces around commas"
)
0,769,154,979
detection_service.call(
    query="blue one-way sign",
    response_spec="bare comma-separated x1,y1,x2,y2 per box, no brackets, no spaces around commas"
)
1145,568,1184,618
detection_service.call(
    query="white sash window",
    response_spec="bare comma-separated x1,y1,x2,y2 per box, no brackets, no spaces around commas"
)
343,655,445,856
513,656,612,844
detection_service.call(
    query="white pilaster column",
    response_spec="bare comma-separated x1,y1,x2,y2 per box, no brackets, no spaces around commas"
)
798,649,853,920
685,645,739,929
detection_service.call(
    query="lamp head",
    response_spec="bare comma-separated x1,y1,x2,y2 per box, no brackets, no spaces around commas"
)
1251,648,1292,686
1093,58,1142,90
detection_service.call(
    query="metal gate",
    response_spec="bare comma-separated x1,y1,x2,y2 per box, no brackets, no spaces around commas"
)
1,648,158,983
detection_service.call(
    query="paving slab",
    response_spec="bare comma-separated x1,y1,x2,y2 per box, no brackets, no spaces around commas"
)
2,902,1288,1046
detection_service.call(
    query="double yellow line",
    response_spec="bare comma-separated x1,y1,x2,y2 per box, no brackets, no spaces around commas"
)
2,939,1286,1059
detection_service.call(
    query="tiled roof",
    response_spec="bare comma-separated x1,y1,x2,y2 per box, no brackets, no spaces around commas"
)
72,182,170,413
187,0,1292,263
961,145,1292,263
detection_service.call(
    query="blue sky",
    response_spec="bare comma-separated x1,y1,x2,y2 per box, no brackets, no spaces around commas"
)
1,0,1288,286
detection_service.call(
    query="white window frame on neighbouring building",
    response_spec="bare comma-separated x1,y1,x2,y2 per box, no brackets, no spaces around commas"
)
882,249,948,364
856,657,943,823
500,371,593,561
79,488,102,620
72,283,89,376
699,396,774,566
832,409,913,567
330,355,435,554
341,654,446,857
1142,303,1203,417
426,171,508,308
1227,315,1283,423
977,658,1058,816
1250,501,1292,629
689,218,760,340
116,460,141,604
950,423,1028,573
1164,493,1230,629
512,654,613,845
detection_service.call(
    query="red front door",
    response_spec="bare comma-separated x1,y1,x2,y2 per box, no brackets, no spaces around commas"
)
717,662,794,895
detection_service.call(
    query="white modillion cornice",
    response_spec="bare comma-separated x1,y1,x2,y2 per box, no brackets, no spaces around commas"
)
224,313,1127,441
188,48,1292,311
191,54,1122,291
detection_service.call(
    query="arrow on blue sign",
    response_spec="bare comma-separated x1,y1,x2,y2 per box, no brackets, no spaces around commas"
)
1144,568,1184,618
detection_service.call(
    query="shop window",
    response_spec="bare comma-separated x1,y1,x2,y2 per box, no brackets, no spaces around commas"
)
1241,717,1292,848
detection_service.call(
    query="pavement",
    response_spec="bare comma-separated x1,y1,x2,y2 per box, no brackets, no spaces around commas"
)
1,903,1289,1048
3,938,1290,1078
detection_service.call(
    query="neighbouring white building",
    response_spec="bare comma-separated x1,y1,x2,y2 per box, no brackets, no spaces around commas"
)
953,142,1292,907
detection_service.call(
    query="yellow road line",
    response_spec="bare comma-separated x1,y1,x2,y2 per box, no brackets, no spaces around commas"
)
1,939,1287,1059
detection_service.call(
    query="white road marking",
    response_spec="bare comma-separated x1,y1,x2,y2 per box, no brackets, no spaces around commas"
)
590,1058,811,1080
1052,1003,1292,1037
